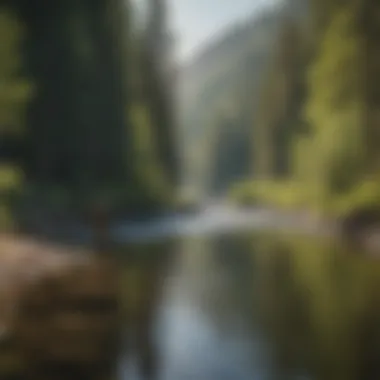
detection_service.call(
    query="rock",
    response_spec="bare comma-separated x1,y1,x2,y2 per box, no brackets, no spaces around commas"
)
0,233,121,380
338,207,380,256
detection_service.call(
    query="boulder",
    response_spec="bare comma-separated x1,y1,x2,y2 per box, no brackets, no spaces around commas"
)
0,233,121,380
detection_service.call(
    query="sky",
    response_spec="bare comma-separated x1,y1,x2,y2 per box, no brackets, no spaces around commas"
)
133,0,279,62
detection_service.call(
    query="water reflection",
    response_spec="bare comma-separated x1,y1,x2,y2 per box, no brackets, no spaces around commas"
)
6,231,380,379
118,231,380,380
156,235,269,380
253,234,380,380
119,234,269,380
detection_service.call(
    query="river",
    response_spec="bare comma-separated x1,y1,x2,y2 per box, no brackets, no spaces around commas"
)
109,205,380,380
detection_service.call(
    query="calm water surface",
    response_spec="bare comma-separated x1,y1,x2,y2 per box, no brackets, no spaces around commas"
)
116,208,380,380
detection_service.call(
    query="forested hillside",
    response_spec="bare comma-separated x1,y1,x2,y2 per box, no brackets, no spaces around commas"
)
178,2,291,195
232,0,380,219
0,0,179,231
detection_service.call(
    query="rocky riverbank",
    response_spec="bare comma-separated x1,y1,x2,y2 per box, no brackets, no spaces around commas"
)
0,233,121,380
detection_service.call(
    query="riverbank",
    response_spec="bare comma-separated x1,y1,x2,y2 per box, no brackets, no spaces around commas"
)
7,199,356,249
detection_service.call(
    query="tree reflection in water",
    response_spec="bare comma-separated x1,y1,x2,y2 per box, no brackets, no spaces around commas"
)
116,231,380,380
253,233,380,380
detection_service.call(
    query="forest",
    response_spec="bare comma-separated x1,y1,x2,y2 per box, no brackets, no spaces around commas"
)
2,0,380,227
231,0,380,218
180,0,380,220
0,0,179,232
179,5,281,195
1,2,380,380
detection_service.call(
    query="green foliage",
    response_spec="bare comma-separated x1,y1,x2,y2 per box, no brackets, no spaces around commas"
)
0,0,178,223
0,164,23,230
229,181,260,206
0,8,32,230
303,4,363,188
232,0,379,219
0,8,33,134
229,180,313,210
290,2,366,213
130,103,173,206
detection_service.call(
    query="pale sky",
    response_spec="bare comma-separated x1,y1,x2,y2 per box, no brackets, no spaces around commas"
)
169,0,272,60
133,0,279,62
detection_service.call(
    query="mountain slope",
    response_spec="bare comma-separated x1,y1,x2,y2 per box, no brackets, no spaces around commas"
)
178,5,284,193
